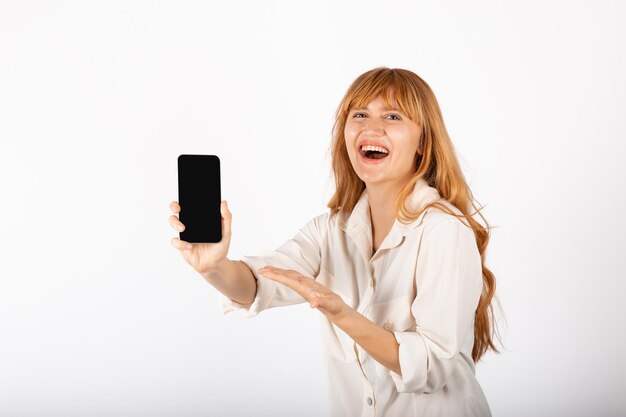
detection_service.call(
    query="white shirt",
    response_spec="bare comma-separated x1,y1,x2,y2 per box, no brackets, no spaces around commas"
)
218,178,492,417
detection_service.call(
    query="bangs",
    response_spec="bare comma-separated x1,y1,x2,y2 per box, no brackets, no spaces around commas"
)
342,68,423,125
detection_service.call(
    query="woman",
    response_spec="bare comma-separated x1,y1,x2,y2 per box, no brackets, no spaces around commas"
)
169,67,500,416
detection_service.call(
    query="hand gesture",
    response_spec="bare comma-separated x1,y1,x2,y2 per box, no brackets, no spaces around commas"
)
169,200,232,274
258,266,348,321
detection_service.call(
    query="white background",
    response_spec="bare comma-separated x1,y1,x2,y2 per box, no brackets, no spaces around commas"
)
1,1,625,416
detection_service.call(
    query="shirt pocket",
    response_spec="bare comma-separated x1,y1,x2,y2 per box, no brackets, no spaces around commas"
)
373,293,416,333
372,294,417,379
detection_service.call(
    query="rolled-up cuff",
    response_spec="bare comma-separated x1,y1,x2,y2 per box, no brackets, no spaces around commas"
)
390,330,429,393
217,255,278,318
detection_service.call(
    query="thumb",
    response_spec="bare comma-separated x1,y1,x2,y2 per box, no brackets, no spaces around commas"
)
221,200,232,238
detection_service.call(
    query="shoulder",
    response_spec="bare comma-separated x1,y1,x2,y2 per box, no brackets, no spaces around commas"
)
299,211,333,239
420,200,475,242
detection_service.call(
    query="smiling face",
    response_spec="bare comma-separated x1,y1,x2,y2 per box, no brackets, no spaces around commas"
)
344,95,422,188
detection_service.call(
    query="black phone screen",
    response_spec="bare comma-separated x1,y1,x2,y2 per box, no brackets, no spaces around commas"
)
177,154,222,243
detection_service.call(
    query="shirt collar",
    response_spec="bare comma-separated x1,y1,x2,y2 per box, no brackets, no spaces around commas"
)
340,177,442,237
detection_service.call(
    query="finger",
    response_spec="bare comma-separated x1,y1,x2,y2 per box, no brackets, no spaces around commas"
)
221,200,232,238
169,214,185,232
258,268,291,285
171,237,193,251
170,201,180,213
261,266,301,279
260,267,316,287
258,270,309,295
259,269,315,297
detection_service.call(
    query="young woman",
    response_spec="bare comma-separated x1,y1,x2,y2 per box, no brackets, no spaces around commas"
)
169,67,500,416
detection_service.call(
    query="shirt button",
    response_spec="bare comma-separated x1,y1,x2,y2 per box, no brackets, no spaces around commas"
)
367,397,373,406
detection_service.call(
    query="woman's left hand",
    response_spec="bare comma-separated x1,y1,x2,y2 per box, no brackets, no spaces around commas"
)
258,266,348,321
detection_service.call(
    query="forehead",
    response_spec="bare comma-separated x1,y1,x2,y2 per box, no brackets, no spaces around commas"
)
350,88,402,108
351,96,402,111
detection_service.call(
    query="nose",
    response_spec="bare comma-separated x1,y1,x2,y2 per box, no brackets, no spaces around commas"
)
363,118,385,136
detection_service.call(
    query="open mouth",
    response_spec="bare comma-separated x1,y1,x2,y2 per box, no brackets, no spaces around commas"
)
359,146,390,160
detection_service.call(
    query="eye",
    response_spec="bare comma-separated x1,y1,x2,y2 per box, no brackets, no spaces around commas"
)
352,112,367,118
386,114,402,121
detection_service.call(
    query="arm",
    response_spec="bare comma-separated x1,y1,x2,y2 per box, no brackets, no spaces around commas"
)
313,218,482,382
201,259,257,306
258,217,482,392
333,308,402,376
256,266,402,375
389,218,483,393
218,215,325,317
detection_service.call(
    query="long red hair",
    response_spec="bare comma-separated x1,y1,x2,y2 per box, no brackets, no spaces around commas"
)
327,67,501,362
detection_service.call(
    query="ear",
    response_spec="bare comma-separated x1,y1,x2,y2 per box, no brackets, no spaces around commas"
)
416,129,424,155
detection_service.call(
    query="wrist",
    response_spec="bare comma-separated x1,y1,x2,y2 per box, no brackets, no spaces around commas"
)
200,258,230,278
327,300,352,325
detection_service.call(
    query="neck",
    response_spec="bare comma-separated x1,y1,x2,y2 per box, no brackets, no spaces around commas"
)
366,180,408,237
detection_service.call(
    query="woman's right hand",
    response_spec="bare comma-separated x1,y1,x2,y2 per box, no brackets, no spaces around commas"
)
169,200,232,275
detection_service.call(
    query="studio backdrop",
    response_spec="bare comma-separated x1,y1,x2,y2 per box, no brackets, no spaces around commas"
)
1,1,625,416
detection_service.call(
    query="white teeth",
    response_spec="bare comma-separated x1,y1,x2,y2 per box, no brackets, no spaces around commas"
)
360,145,389,154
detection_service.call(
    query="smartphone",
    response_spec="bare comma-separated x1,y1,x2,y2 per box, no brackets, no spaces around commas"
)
177,154,222,243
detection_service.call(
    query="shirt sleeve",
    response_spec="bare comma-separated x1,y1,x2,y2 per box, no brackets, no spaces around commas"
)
217,214,324,318
389,217,483,394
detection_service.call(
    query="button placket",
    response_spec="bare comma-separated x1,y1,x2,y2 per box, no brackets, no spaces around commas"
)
357,263,376,315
